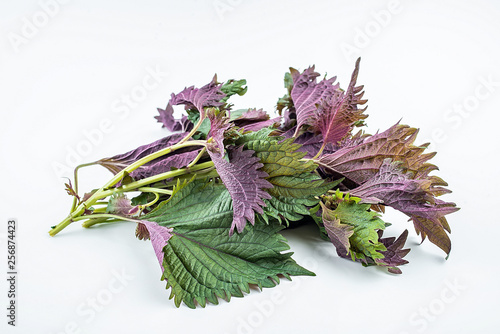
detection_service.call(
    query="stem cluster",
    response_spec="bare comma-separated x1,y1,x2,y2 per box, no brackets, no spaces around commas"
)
50,119,213,236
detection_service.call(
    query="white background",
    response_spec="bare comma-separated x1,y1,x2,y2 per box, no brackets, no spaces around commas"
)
1,1,499,333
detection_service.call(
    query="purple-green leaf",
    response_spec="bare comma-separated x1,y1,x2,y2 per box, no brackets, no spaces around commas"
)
315,123,440,188
207,112,273,234
106,193,133,216
321,202,354,255
350,159,458,255
207,110,232,157
64,179,80,203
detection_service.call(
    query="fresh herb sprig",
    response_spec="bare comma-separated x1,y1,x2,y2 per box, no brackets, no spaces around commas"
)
50,59,459,308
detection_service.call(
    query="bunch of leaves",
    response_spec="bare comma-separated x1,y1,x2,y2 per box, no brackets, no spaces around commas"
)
50,58,458,308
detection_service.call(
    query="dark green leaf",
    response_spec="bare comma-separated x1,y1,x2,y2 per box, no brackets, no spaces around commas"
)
143,180,314,308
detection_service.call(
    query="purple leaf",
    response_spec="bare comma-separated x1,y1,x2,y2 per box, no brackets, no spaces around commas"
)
209,146,273,235
310,58,368,146
96,133,187,175
82,190,96,202
130,149,201,181
207,110,232,157
350,159,458,255
234,108,268,120
232,108,281,132
206,115,270,228
137,220,173,272
169,74,226,115
321,202,354,255
207,112,273,234
290,66,339,135
281,127,336,158
64,179,80,203
155,103,193,132
376,230,410,274
96,133,201,181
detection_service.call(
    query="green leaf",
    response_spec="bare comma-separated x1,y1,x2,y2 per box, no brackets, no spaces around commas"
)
277,72,294,115
143,180,314,308
186,109,211,140
235,126,277,143
236,132,322,223
309,204,330,241
220,79,247,104
237,130,337,224
240,136,317,177
266,172,330,198
327,194,387,261
262,196,318,225
131,192,156,206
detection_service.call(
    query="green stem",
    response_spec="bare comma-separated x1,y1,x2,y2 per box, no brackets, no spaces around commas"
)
80,217,111,228
312,143,326,160
70,161,98,212
92,207,108,213
187,147,207,168
77,214,139,227
141,191,160,208
153,169,219,188
137,187,173,195
97,161,214,199
50,140,207,236
82,219,123,228
179,114,207,144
